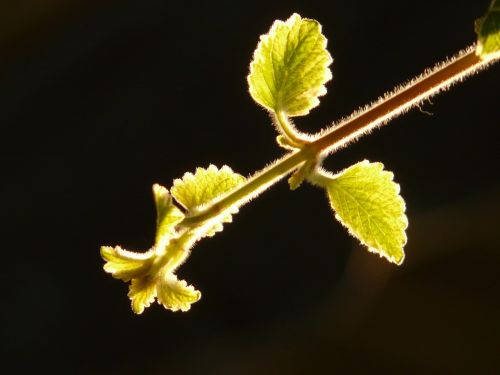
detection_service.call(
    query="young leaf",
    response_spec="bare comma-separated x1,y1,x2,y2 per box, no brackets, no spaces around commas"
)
288,159,317,190
101,246,155,282
153,184,185,244
171,165,245,210
324,161,408,265
128,276,157,314
247,13,333,117
475,0,500,58
171,165,246,238
157,272,201,312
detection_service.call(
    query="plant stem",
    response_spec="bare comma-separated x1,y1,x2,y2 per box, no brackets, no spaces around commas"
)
182,147,314,225
182,46,496,227
311,46,492,155
274,111,308,147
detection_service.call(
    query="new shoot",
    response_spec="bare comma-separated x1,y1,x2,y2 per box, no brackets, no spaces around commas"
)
101,2,500,314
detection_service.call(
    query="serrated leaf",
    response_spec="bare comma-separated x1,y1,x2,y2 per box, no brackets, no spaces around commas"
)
171,165,246,209
248,13,333,117
128,276,157,314
476,0,500,58
153,184,185,244
101,246,155,281
157,272,201,312
325,161,408,265
171,165,246,238
202,214,231,237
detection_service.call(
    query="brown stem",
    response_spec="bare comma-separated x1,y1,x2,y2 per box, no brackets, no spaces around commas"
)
311,47,491,155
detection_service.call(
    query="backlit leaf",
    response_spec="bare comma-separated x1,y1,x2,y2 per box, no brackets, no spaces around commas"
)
325,161,408,265
153,184,185,244
157,272,201,312
101,246,155,282
171,165,245,210
128,276,157,314
171,165,246,238
288,160,316,190
248,13,333,116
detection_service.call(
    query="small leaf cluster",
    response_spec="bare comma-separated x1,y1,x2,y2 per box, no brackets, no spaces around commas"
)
101,166,245,313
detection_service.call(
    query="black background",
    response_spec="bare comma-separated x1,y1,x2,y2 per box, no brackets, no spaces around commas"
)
2,0,499,373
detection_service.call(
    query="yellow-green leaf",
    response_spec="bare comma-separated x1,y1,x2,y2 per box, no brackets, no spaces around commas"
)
475,0,500,58
157,272,201,312
288,160,316,190
101,246,155,281
171,165,246,238
247,13,333,116
171,165,246,209
128,276,157,314
325,161,408,265
153,184,185,244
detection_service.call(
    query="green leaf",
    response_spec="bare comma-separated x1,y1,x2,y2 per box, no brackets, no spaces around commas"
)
171,165,246,210
325,161,408,265
476,0,500,58
288,160,317,190
128,276,157,314
101,246,155,281
248,13,333,117
171,165,246,238
153,184,185,244
157,272,201,312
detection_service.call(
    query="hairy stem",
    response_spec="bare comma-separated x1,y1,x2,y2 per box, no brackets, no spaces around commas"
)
274,111,308,147
182,147,315,226
182,46,496,228
311,46,493,155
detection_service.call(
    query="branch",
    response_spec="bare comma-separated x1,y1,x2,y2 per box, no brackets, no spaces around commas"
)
182,46,497,228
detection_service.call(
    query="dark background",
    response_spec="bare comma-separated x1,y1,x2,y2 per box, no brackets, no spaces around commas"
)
2,0,499,373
